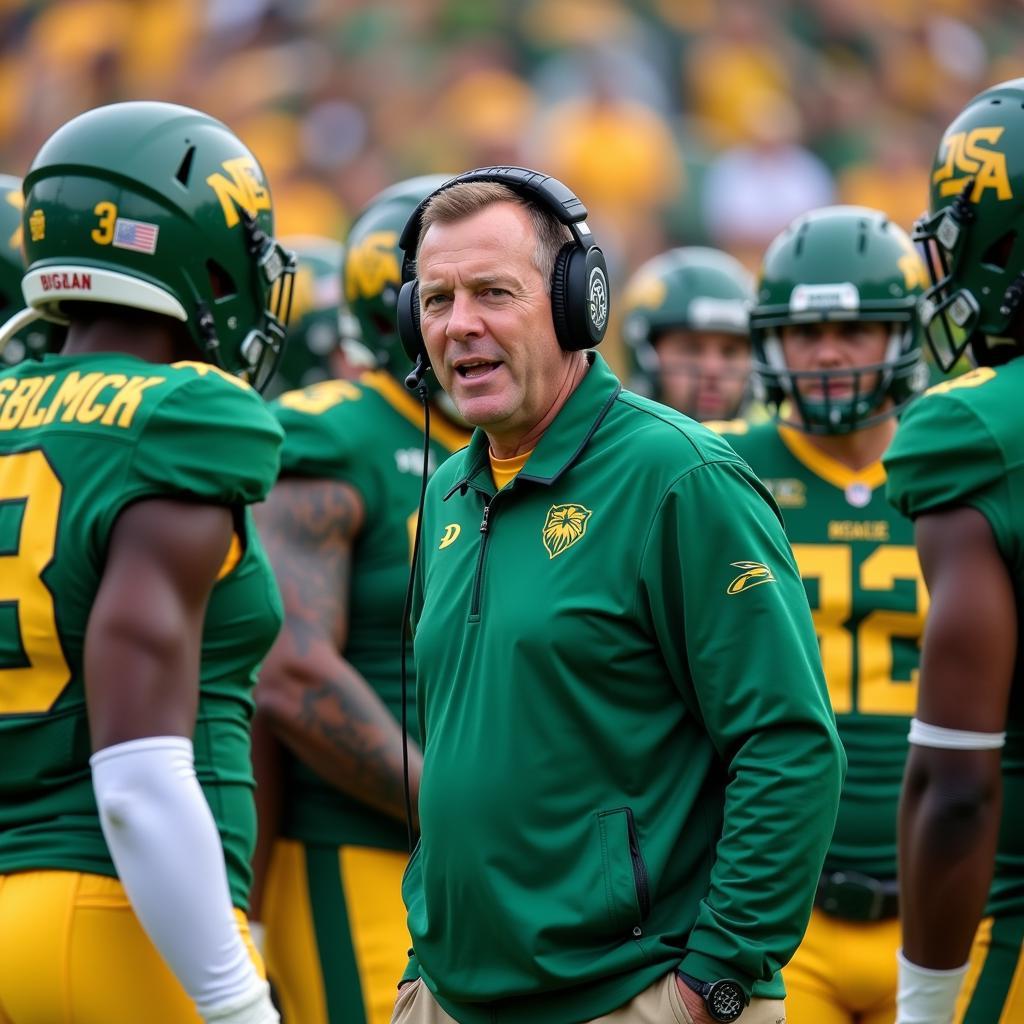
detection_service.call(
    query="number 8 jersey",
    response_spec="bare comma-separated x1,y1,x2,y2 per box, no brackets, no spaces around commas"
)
715,418,926,879
0,352,284,910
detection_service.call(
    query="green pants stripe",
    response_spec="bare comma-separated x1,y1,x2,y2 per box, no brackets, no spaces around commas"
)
307,844,366,1024
963,915,1024,1024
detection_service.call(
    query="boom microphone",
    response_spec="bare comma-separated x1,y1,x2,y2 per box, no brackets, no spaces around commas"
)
405,353,429,391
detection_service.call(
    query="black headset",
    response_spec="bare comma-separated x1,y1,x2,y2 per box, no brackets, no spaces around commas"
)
396,166,609,386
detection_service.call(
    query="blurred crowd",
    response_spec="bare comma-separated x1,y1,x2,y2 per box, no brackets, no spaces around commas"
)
1,0,1023,372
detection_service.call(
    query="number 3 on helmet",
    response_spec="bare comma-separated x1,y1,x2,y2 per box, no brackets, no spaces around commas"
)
0,101,296,392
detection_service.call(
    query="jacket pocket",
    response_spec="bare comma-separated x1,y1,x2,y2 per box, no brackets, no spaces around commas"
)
598,807,652,933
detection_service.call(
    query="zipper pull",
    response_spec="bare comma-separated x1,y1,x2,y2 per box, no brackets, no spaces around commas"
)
480,503,491,534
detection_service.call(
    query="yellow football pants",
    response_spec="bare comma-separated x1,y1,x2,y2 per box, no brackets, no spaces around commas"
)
0,871,263,1024
783,908,898,1023
263,839,411,1024
785,909,1024,1023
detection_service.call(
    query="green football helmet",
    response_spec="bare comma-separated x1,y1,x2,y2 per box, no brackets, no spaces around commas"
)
343,174,450,381
914,77,1024,370
750,205,927,434
621,246,753,405
265,235,346,398
0,174,60,366
6,101,295,392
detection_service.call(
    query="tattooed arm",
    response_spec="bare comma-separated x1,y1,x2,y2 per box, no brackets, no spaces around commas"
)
253,476,422,829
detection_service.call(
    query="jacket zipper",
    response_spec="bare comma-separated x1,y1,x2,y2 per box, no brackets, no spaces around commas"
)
470,498,493,618
626,808,652,923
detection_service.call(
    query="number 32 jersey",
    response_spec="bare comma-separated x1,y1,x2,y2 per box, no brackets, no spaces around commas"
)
0,352,284,909
718,420,926,879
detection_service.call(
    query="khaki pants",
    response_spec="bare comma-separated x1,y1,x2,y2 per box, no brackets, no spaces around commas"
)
392,972,786,1024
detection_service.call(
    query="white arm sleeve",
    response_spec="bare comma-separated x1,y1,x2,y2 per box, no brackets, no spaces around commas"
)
91,736,277,1023
896,950,969,1024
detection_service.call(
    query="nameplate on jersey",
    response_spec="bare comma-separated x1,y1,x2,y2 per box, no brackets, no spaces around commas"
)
0,372,164,431
827,520,890,542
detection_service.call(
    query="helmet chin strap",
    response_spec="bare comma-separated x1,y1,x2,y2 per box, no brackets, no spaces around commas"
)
0,308,43,355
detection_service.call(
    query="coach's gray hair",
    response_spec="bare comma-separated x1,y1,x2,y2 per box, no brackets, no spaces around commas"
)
415,182,572,291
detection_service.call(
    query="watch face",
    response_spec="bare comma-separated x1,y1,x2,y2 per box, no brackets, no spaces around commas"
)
707,980,745,1023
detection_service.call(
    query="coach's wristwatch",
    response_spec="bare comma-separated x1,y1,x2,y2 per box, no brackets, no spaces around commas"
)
676,971,748,1023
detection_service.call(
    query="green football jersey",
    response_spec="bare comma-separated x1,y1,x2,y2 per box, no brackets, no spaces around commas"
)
886,363,1024,916
720,420,925,879
0,353,284,909
271,370,470,850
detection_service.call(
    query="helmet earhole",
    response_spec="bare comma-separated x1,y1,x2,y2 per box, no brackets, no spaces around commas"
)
175,146,196,186
206,260,237,299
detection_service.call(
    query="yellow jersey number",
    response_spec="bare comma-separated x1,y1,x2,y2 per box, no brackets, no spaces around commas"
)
793,543,927,716
0,450,71,714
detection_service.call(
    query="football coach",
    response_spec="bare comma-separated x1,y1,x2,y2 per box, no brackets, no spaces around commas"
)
392,167,845,1024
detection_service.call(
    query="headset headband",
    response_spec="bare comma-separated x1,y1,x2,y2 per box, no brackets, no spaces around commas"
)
398,166,596,277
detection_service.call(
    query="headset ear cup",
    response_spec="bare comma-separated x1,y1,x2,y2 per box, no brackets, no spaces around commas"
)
549,241,575,351
397,280,428,365
569,245,606,350
581,245,609,347
550,242,609,351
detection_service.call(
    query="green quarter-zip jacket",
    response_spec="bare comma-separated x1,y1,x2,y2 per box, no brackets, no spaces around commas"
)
404,354,845,1024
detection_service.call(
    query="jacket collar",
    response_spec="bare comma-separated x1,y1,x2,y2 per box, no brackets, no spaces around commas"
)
444,352,621,500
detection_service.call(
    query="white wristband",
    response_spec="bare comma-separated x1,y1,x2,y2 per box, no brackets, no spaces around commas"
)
908,718,1006,750
91,736,269,1016
896,949,969,1024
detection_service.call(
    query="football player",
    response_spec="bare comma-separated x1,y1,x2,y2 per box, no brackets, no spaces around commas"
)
621,246,755,421
0,174,62,366
885,78,1024,1024
715,205,928,1024
0,102,294,1023
252,175,470,1024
